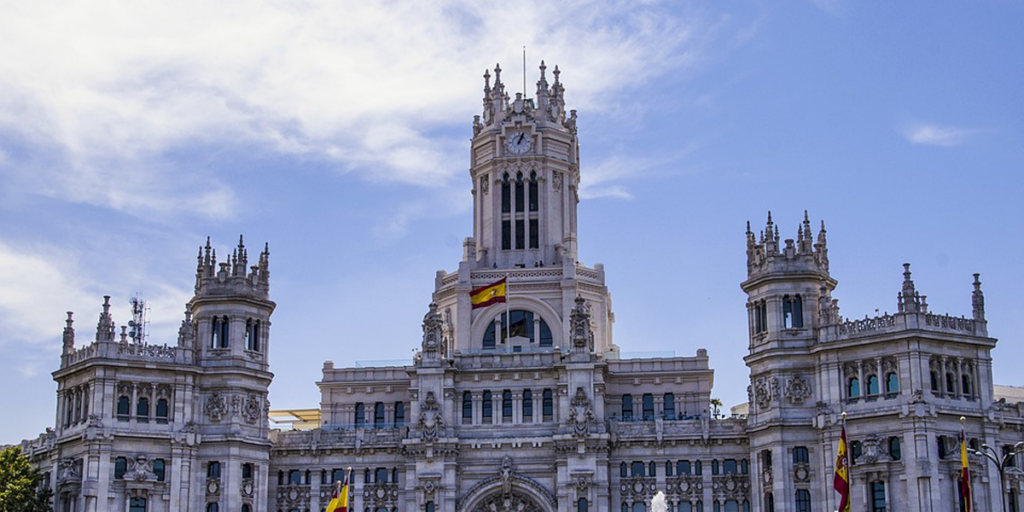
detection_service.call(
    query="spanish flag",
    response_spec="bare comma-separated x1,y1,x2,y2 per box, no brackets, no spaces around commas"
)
470,278,507,309
960,427,972,512
326,469,351,512
833,426,851,512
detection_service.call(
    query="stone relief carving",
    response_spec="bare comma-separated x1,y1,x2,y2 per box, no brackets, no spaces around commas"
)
567,387,595,437
552,172,563,191
206,393,227,422
785,374,811,404
499,456,514,495
418,391,444,442
123,455,157,482
242,394,262,424
861,435,882,464
57,459,81,484
712,474,751,501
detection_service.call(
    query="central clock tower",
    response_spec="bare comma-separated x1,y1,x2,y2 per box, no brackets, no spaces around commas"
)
468,61,580,270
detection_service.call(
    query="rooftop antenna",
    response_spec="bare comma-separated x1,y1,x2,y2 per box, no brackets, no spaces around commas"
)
128,294,149,344
523,46,527,97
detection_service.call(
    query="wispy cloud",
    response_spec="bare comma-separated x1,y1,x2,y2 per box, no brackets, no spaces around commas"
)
0,0,717,220
901,123,979,147
581,144,700,200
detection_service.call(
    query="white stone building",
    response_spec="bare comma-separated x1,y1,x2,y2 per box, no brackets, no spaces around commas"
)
19,62,1024,512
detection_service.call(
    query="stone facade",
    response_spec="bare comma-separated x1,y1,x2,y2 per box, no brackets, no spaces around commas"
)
19,62,1024,512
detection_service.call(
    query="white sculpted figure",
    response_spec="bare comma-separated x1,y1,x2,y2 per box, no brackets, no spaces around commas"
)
651,491,668,512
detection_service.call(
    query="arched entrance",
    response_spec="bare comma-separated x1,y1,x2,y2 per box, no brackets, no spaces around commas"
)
469,491,547,512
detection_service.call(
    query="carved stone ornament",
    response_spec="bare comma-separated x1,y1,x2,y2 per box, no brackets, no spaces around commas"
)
712,474,751,500
754,377,772,410
785,374,812,404
242,394,262,424
124,455,157,482
500,456,514,495
473,493,544,512
57,459,81,484
418,391,444,442
552,172,563,191
276,484,310,508
861,435,881,464
206,393,227,422
480,176,489,195
569,296,594,353
566,387,595,437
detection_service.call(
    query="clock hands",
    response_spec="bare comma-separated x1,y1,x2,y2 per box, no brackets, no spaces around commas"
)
516,133,525,145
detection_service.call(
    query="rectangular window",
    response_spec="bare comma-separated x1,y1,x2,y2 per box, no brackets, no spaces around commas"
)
724,459,737,475
515,219,525,249
501,182,511,213
354,403,365,428
483,391,493,420
523,390,533,418
375,467,388,483
642,394,654,421
795,489,811,512
871,481,886,512
515,180,525,212
677,460,691,476
542,389,553,418
394,402,405,427
154,459,165,482
631,461,645,477
621,394,633,421
529,180,538,212
664,393,675,420
793,446,809,464
288,469,301,485
115,457,127,479
373,402,385,428
463,392,473,420
502,220,511,250
502,390,513,419
529,219,539,248
208,462,221,479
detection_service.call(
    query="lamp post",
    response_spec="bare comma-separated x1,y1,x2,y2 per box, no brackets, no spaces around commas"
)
973,439,1024,512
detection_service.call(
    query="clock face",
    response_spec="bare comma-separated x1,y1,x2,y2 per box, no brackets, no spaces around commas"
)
505,131,532,155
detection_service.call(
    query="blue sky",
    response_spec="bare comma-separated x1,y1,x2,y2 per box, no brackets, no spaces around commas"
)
1,1,1022,443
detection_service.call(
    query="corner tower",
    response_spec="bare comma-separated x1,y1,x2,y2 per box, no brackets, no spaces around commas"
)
467,61,579,270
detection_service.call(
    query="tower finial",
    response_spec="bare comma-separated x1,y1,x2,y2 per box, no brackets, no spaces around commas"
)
972,273,985,321
494,63,502,84
539,60,546,80
553,65,560,84
484,69,491,90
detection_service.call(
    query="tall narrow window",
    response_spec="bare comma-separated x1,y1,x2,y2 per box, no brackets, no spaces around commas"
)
871,481,887,512
712,460,720,475
962,374,972,397
206,504,218,512
642,394,654,420
115,457,127,479
117,396,130,420
888,437,902,460
852,441,863,463
946,373,956,394
426,502,435,512
886,373,899,394
649,461,656,477
208,461,221,479
620,462,628,478
219,316,229,348
867,375,880,395
849,377,861,398
463,392,473,421
792,295,803,327
515,219,525,249
374,402,385,428
502,220,511,250
242,463,253,479
523,389,533,418
542,389,553,419
137,397,150,422
211,316,220,348
795,490,811,512
482,391,493,421
930,371,939,391
578,499,589,512
793,447,809,464
539,321,553,347
502,390,513,419
514,173,525,212
354,403,365,428
764,493,774,512
501,174,511,213
666,461,674,476
156,398,169,423
621,394,633,421
529,218,539,249
153,459,166,482
394,401,405,427
783,295,794,329
664,393,676,420
246,319,260,351
529,173,538,212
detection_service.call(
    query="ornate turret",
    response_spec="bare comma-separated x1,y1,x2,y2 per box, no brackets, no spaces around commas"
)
896,263,927,314
745,211,830,280
476,62,573,134
95,296,115,343
194,235,270,300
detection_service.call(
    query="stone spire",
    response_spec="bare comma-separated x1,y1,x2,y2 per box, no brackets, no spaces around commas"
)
193,236,271,300
177,309,195,348
95,296,115,343
897,263,923,313
745,211,830,279
62,311,75,355
972,273,985,321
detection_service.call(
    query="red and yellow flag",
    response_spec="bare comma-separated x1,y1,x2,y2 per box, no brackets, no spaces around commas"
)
960,426,972,512
470,278,507,309
325,469,351,512
833,426,851,512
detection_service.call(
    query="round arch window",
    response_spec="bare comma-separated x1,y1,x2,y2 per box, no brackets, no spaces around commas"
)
482,310,553,348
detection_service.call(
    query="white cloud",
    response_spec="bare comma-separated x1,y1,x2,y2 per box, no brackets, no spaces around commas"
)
580,144,699,200
901,123,979,147
0,0,716,219
0,242,192,349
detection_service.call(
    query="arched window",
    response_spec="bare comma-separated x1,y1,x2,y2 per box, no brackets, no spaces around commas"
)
373,402,385,428
277,470,284,485
695,460,703,476
426,502,435,512
523,389,533,418
930,371,939,391
483,310,554,349
740,459,749,474
642,394,654,420
542,389,553,419
649,461,656,477
711,460,720,475
246,319,260,352
886,373,899,394
482,391,493,421
888,437,901,460
242,463,253,479
578,499,589,512
117,396,130,420
664,393,676,420
539,320,553,347
848,377,860,398
621,394,633,420
867,375,879,395
529,172,539,212
501,173,511,213
665,460,674,476
946,373,956,394
206,504,218,512
153,459,165,482
115,457,127,479
394,401,405,427
514,172,525,213
354,403,365,428
462,392,472,421
502,390,513,419
619,462,627,477
962,374,972,397
156,398,169,423
129,498,146,512
137,397,150,421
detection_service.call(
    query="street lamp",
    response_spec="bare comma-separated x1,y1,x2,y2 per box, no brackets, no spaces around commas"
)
972,436,1024,512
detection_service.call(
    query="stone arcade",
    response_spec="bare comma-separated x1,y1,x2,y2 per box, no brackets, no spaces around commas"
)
20,62,1024,512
